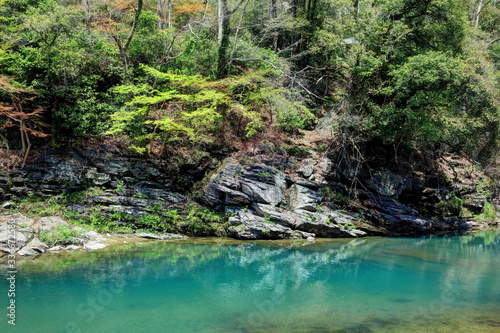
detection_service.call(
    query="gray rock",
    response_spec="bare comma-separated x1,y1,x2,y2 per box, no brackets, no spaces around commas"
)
0,230,27,252
17,238,48,256
83,241,108,250
10,187,30,193
65,245,80,250
288,184,322,212
227,210,264,226
53,161,85,185
294,217,339,237
105,205,149,217
93,173,111,186
202,160,288,208
67,205,86,213
371,197,419,216
395,215,431,231
318,158,333,174
293,211,366,238
48,246,63,251
229,220,313,240
95,159,130,176
350,229,368,237
422,188,452,202
0,215,33,231
462,193,485,213
136,232,187,240
366,171,412,199
297,163,315,178
240,180,284,206
295,178,320,189
329,211,360,225
130,163,161,180
460,221,480,229
204,183,252,207
251,203,296,228
134,188,186,203
227,209,315,240
2,202,13,209
35,217,70,232
80,230,100,240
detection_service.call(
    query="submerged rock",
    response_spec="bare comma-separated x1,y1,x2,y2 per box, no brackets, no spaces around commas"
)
83,241,108,250
136,232,188,240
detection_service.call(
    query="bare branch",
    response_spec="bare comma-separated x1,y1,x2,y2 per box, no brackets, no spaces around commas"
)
229,58,330,101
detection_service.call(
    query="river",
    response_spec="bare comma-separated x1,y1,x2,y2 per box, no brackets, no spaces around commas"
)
1,231,499,332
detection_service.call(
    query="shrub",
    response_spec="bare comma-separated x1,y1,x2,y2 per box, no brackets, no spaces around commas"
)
39,225,83,247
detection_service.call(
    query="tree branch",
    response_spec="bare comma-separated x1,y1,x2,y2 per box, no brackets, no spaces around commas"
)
228,58,329,101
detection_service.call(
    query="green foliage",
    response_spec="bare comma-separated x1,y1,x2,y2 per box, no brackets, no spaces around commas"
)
138,214,165,230
1,1,121,137
320,186,348,205
283,146,311,158
435,192,463,217
370,51,468,142
478,202,497,221
39,224,83,247
0,0,498,165
181,206,225,236
107,66,226,152
308,0,500,161
263,88,316,133
14,195,66,217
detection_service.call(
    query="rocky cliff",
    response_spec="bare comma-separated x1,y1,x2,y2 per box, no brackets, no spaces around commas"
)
0,141,498,241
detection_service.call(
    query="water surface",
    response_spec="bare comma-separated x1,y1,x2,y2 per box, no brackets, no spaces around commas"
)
1,231,499,332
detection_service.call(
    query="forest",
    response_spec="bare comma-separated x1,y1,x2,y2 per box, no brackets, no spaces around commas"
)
0,0,499,165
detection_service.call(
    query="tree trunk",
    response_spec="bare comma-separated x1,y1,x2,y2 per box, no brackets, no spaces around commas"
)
472,0,484,27
271,0,278,51
216,0,230,79
82,0,93,15
167,0,172,28
353,0,359,19
157,0,167,29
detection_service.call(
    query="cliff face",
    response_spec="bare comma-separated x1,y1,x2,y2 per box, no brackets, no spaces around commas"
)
0,141,498,239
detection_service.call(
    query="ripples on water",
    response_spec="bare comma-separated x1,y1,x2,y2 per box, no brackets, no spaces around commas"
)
1,231,499,333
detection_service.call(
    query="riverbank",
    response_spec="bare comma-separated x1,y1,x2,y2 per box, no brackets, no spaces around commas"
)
0,138,499,243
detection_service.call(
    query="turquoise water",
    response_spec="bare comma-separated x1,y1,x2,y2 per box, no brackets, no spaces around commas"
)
1,231,500,333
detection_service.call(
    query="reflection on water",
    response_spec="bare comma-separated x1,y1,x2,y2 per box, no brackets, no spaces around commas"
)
1,231,499,333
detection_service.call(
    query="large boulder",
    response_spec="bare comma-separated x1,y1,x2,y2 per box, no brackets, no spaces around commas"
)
363,195,432,234
228,210,313,240
293,211,367,238
288,184,322,212
0,230,27,253
202,160,287,208
251,203,297,228
366,171,412,199
17,238,48,256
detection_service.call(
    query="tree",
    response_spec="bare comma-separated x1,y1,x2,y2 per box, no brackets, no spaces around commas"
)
94,0,144,76
0,77,49,167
